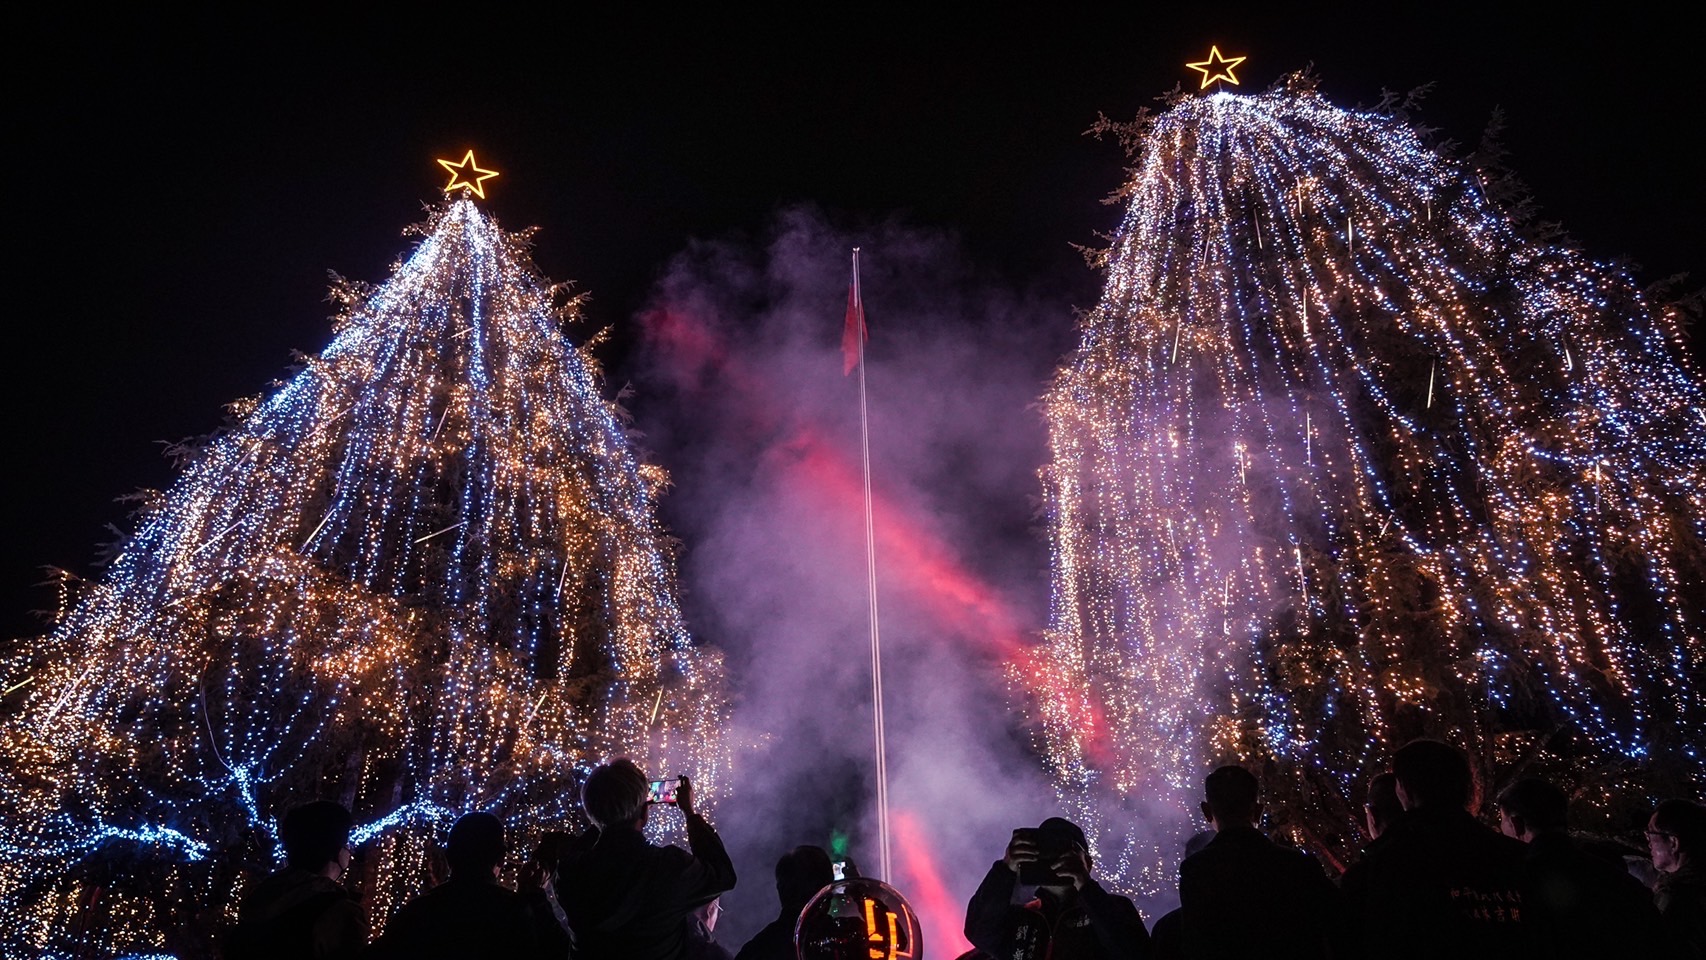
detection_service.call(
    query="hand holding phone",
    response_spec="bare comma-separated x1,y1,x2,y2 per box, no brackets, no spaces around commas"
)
1005,828,1042,877
1011,826,1077,885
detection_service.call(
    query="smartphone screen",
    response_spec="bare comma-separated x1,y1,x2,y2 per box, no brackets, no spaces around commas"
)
647,778,679,805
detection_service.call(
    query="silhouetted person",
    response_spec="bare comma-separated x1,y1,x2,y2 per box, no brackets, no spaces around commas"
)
528,828,586,941
1363,772,1402,844
1340,740,1527,960
1147,831,1214,960
1494,777,1661,958
366,812,566,959
556,759,737,960
964,816,1148,960
1648,798,1706,959
734,845,834,960
1175,766,1338,958
230,800,365,960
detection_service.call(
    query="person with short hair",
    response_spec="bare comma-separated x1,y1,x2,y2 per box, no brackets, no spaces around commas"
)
1492,777,1662,958
1340,740,1526,959
230,800,365,960
963,816,1148,960
365,812,565,959
1175,765,1339,958
734,845,834,960
1648,798,1706,958
556,759,737,960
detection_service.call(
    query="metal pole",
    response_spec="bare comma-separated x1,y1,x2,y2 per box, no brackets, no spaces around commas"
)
852,248,891,882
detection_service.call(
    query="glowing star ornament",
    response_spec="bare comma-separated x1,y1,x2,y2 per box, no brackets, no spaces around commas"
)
1186,45,1245,89
436,149,500,198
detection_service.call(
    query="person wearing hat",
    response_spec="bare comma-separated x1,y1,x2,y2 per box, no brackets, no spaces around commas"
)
964,816,1148,959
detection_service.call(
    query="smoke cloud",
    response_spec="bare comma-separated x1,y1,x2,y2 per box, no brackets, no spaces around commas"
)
627,207,1082,952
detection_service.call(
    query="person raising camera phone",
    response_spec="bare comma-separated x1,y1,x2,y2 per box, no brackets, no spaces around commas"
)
964,817,1149,960
556,758,737,960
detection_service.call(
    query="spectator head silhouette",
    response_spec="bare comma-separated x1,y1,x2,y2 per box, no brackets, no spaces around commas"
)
1391,739,1475,812
583,758,651,830
281,800,353,875
1364,771,1403,839
1200,765,1261,829
1648,798,1706,874
1495,778,1568,842
533,829,573,870
446,812,507,877
1040,817,1090,863
1036,816,1092,892
775,845,834,913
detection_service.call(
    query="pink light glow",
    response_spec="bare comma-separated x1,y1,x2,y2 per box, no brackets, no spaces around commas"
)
893,809,974,958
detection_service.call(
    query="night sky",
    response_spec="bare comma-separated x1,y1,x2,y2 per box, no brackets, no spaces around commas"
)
9,7,1703,638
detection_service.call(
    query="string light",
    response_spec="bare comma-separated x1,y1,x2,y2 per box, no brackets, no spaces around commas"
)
1033,77,1706,894
0,197,728,956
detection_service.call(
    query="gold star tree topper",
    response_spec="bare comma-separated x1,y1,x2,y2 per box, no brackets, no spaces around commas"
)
1186,46,1246,89
437,150,500,199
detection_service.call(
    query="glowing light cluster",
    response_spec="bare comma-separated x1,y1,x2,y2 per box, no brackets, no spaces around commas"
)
0,198,727,956
1033,77,1706,893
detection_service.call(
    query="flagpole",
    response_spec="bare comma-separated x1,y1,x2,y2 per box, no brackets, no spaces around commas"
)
851,248,892,883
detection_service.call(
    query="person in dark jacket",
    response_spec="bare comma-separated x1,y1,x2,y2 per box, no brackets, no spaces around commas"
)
366,812,567,959
1176,765,1339,959
556,759,737,960
1494,777,1662,959
1340,740,1527,960
230,800,365,960
963,817,1148,960
1146,831,1214,960
734,845,834,960
1648,798,1706,959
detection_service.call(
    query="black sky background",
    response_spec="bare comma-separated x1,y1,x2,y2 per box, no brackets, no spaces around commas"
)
9,6,1704,637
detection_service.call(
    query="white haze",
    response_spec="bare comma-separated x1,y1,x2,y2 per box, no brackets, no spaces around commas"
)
627,207,1089,952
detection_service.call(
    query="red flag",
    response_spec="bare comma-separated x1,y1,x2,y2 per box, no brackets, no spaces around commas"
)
842,252,867,375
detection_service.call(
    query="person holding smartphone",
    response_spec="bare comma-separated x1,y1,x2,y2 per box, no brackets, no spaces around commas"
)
963,817,1149,960
556,758,737,960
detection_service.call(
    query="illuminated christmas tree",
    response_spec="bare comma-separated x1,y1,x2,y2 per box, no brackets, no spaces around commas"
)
1032,71,1706,893
0,178,726,956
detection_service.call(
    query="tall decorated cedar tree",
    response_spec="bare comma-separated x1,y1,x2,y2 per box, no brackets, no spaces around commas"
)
0,190,727,956
1031,72,1706,893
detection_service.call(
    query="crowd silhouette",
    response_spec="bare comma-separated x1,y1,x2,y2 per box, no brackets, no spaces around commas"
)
225,744,1705,960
